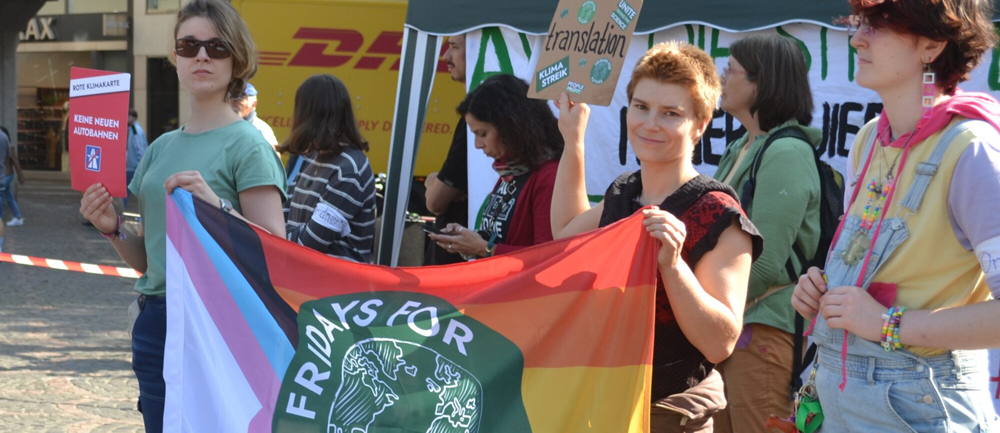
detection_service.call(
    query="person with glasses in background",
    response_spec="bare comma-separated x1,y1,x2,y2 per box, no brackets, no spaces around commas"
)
792,0,1000,430
711,34,822,433
77,0,286,430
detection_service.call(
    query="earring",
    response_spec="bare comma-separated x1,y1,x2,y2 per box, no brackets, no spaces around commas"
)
922,63,936,119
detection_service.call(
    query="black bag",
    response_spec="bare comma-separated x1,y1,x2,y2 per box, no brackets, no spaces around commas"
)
737,126,845,397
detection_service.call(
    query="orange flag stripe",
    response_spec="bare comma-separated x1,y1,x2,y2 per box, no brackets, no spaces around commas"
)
258,214,657,307
460,286,656,369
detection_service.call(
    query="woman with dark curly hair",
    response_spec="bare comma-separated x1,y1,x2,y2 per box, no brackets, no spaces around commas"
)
428,74,562,258
792,0,1000,430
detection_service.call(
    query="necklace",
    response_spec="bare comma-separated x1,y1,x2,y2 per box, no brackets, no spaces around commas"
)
842,130,916,266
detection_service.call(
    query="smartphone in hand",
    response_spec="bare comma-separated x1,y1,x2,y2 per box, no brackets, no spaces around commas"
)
421,223,444,236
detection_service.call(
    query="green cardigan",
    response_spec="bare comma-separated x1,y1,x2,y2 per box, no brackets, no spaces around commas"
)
713,120,822,334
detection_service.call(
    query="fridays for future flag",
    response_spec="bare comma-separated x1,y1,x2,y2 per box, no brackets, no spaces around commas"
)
163,189,659,432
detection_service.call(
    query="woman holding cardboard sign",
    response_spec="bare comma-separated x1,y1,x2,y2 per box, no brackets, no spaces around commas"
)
77,0,286,430
551,41,762,432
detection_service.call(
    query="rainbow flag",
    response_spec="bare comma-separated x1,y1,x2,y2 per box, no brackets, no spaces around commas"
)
163,189,658,432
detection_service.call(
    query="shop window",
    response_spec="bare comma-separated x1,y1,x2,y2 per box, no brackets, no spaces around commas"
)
69,0,127,14
17,89,69,171
147,0,182,13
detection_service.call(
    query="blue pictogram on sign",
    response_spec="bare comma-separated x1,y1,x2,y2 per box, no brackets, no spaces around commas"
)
85,145,101,172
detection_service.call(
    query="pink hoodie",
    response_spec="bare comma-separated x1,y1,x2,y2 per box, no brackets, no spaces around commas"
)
876,90,1000,148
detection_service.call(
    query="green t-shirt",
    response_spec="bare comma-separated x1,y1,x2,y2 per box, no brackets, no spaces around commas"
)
128,120,287,296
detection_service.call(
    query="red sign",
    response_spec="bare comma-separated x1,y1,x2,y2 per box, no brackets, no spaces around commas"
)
68,67,131,197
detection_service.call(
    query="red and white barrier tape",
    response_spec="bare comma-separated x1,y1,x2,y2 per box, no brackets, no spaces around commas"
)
0,252,141,279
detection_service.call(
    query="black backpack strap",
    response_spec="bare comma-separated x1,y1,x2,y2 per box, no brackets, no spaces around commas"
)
739,127,812,282
739,127,810,212
735,127,819,399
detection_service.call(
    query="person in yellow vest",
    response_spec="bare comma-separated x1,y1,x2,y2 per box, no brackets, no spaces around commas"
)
792,0,1000,430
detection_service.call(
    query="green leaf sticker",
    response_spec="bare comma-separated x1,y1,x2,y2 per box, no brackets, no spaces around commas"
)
560,8,569,18
577,1,597,25
590,58,613,85
611,0,638,31
537,56,571,92
579,58,587,68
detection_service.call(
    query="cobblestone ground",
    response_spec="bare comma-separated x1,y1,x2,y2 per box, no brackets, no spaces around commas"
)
0,180,143,432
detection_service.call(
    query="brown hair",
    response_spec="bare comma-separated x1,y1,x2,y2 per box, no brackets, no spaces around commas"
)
730,34,814,131
173,0,258,101
626,41,722,126
277,74,368,158
848,0,997,94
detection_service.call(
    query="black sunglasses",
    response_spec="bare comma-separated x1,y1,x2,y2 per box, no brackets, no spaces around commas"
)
175,38,232,59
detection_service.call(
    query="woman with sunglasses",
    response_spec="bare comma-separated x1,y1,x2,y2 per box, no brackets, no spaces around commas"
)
553,42,763,432
78,0,286,430
791,0,1000,430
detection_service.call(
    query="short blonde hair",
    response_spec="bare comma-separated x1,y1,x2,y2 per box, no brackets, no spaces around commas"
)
174,0,258,101
626,41,721,126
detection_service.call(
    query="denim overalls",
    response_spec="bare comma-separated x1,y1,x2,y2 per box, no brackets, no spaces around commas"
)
811,120,999,432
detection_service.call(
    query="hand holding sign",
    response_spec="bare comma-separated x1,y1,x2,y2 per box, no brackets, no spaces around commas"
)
555,93,591,147
79,183,120,234
528,0,643,106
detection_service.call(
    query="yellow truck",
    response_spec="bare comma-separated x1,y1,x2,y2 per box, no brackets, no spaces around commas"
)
232,0,465,176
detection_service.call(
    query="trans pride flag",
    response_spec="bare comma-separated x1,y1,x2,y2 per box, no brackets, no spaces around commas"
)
163,189,659,432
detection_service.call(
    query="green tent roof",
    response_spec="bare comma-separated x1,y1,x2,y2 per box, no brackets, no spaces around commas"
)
406,0,1000,35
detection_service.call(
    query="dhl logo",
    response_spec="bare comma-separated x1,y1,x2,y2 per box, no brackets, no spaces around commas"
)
259,28,449,72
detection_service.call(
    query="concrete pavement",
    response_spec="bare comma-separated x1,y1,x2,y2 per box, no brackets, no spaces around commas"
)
0,179,143,432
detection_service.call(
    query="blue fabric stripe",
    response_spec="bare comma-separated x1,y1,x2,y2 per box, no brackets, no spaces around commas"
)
170,189,295,378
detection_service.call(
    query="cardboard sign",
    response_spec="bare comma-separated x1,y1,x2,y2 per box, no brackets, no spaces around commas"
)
68,67,130,197
528,0,642,106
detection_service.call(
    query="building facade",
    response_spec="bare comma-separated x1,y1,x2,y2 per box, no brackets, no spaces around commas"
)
16,0,130,171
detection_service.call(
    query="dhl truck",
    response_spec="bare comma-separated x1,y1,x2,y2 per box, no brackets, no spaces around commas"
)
232,0,465,177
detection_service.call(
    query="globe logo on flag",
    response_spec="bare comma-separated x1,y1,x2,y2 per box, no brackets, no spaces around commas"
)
273,292,531,432
85,145,102,172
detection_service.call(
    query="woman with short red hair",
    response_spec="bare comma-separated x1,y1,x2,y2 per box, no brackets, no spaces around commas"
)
552,41,763,432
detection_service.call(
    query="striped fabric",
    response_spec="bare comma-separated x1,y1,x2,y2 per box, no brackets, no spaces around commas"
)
163,188,659,432
283,148,376,263
380,27,442,265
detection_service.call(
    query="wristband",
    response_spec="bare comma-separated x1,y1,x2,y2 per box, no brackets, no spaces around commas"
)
485,232,498,257
99,214,126,241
